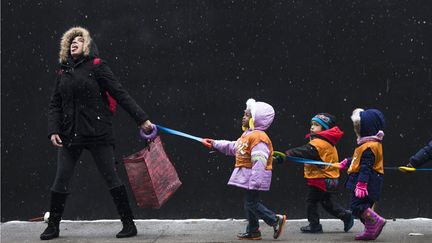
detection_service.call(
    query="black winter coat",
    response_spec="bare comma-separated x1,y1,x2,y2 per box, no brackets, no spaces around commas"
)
48,56,148,146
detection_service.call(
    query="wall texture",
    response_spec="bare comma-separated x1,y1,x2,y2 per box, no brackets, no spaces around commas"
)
2,0,432,221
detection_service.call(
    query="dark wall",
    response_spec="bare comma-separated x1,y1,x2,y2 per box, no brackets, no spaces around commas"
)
2,0,432,222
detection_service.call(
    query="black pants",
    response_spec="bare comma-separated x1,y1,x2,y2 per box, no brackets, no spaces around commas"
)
51,144,122,193
306,185,347,226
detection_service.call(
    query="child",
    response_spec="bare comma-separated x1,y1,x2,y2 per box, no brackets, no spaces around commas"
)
277,113,353,233
340,108,386,241
202,98,286,240
402,140,432,170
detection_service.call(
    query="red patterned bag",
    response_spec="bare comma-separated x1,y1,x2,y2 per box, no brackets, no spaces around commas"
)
123,136,181,209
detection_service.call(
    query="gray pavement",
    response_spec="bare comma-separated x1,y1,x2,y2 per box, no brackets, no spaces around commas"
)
1,218,431,243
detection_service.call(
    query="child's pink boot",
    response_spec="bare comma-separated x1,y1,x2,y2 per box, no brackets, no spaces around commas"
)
355,208,386,240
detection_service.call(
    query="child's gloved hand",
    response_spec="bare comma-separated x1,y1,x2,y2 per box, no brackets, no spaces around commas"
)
338,158,349,170
399,163,416,173
202,138,214,149
272,151,287,164
355,182,368,198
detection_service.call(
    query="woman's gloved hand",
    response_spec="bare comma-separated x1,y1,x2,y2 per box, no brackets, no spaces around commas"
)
139,122,158,140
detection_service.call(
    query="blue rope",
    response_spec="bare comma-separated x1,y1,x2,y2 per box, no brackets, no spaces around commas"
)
286,156,339,167
154,127,432,172
287,157,432,171
156,125,203,143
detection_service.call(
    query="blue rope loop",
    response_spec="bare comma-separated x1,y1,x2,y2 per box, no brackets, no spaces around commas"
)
156,125,203,143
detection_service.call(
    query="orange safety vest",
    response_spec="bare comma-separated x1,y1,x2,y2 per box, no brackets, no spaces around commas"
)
304,138,340,179
348,141,384,174
234,130,273,170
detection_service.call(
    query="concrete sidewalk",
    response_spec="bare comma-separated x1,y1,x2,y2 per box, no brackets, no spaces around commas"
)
1,218,431,243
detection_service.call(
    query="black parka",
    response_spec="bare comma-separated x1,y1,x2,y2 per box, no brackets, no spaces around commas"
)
48,27,148,145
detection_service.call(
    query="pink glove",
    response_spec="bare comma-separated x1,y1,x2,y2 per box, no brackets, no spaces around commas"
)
355,182,368,198
339,158,348,170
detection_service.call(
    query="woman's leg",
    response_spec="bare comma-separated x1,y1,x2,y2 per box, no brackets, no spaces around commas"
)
51,146,83,193
88,144,136,238
87,144,122,189
41,146,83,240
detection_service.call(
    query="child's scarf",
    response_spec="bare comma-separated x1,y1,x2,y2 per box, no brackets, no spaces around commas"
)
357,130,384,145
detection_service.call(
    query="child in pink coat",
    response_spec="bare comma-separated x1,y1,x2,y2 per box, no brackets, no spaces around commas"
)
202,98,286,240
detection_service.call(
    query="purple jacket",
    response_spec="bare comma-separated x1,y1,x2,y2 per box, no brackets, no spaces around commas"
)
213,101,275,191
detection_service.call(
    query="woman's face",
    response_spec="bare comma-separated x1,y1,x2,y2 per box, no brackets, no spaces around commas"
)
70,35,84,59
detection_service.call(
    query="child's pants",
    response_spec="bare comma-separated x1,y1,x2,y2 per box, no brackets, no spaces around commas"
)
350,193,375,218
306,186,349,226
244,190,277,232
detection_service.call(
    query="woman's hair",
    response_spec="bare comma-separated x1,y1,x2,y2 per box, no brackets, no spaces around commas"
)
59,27,91,63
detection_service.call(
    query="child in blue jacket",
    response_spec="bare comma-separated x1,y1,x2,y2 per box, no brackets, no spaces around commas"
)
340,108,386,241
403,140,432,170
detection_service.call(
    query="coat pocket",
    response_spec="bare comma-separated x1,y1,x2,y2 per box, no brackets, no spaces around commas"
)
77,109,112,136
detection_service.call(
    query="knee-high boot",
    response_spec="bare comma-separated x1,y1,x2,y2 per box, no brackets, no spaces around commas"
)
109,185,137,238
40,191,69,240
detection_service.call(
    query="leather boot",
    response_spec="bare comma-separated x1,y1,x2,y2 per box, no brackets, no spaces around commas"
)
40,191,68,240
109,185,137,238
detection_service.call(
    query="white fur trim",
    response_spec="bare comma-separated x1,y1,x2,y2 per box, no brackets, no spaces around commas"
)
351,108,364,124
59,26,92,63
246,98,256,120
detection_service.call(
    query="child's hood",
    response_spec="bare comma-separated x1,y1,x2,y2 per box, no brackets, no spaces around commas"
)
351,108,385,137
247,99,275,131
307,126,344,145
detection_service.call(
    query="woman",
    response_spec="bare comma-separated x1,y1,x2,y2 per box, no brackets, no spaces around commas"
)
41,26,154,240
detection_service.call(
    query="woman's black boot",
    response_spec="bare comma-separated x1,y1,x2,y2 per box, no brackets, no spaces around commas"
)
40,191,68,240
110,185,138,238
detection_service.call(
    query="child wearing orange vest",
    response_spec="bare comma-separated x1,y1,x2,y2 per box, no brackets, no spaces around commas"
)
276,113,354,233
339,108,386,241
202,98,286,240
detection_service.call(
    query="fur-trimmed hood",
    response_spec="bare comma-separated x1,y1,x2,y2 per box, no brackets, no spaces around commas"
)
59,27,98,63
351,108,385,137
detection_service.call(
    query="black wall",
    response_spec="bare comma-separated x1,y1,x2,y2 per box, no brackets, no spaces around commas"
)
2,0,432,222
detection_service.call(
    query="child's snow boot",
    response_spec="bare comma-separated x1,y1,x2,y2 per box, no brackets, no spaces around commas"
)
355,208,386,240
